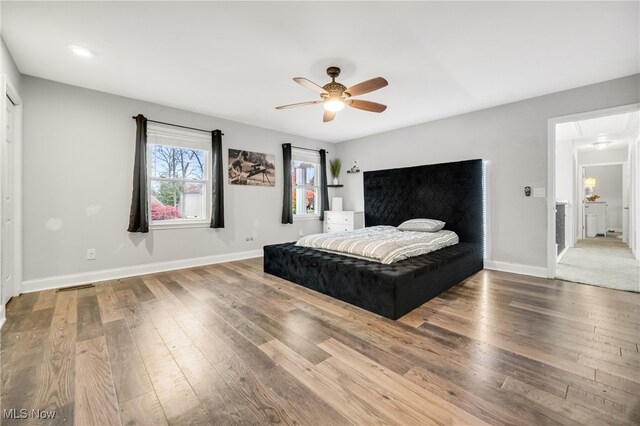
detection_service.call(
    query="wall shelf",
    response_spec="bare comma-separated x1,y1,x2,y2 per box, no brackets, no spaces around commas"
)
327,184,344,188
346,169,361,174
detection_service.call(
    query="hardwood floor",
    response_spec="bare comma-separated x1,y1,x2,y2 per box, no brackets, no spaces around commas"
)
2,258,639,425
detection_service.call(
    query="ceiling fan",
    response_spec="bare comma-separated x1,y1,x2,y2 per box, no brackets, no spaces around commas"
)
276,66,388,122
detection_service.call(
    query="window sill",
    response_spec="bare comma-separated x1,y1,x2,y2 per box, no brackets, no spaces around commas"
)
150,220,211,230
294,215,320,221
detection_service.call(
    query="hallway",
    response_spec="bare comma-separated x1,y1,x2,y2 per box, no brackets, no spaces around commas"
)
557,237,640,292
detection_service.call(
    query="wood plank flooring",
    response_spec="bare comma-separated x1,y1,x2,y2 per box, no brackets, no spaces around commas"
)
1,258,639,425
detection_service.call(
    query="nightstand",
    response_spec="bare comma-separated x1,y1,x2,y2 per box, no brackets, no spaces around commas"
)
323,211,364,234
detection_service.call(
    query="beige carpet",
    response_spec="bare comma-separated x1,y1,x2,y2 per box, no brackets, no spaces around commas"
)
557,238,640,292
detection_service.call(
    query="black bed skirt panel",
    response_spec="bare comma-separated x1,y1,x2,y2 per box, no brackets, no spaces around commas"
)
263,242,483,320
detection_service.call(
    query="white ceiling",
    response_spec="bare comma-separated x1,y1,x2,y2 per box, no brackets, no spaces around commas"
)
2,1,639,143
556,111,639,152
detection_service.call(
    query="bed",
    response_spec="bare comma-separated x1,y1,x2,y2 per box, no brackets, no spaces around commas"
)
264,159,484,320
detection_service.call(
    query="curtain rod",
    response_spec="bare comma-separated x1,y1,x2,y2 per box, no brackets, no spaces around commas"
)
132,116,224,135
291,145,329,154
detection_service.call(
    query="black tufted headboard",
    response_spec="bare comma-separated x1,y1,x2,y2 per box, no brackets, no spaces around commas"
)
363,159,484,246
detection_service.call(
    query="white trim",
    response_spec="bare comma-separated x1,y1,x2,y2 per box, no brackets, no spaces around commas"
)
22,249,263,294
294,215,321,221
150,220,211,230
0,74,23,328
147,129,212,227
580,161,629,167
557,246,569,263
484,260,548,278
632,137,640,260
579,161,627,239
0,315,5,330
547,103,640,279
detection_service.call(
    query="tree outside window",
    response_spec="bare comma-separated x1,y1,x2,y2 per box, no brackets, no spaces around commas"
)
149,144,208,222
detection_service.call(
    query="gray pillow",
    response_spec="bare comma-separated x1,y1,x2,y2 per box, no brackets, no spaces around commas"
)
398,218,445,232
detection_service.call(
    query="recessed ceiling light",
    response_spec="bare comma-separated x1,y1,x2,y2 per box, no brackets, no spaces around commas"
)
593,141,611,150
68,44,94,58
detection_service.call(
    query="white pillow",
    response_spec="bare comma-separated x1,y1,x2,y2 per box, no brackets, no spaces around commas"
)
398,218,445,232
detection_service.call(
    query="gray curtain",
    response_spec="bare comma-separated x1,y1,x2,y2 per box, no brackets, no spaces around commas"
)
210,130,224,228
319,149,329,221
281,143,293,224
127,114,149,233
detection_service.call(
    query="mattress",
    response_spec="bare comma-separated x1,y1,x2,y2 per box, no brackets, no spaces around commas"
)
296,225,459,264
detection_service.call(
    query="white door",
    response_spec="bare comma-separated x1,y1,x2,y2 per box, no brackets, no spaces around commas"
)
579,167,585,239
2,96,15,304
622,162,629,244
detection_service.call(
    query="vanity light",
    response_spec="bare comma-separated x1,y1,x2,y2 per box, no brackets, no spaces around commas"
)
69,44,94,58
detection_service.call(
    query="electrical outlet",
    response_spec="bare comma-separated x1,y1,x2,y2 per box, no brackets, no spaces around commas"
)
86,248,96,260
245,237,254,242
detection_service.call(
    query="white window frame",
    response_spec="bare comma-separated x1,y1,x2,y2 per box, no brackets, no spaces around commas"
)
146,123,212,229
292,148,321,220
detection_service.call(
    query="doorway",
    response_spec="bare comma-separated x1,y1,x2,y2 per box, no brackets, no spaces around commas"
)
3,95,15,305
0,75,22,323
549,106,639,292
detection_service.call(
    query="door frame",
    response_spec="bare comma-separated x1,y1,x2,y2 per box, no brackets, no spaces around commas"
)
1,74,23,325
547,103,639,279
579,161,626,240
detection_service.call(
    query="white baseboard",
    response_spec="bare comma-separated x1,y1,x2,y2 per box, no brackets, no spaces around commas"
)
22,249,264,294
484,260,548,278
0,315,5,330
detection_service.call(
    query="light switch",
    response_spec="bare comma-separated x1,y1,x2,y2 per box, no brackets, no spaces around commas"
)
533,187,546,198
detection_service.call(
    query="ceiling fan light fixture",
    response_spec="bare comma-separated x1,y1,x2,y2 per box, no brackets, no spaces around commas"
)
324,99,345,112
276,66,387,121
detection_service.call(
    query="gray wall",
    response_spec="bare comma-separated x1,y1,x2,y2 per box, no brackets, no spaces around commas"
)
335,74,640,269
1,36,20,91
22,76,329,282
584,164,624,231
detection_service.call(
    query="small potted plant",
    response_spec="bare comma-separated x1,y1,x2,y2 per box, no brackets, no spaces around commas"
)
330,159,342,185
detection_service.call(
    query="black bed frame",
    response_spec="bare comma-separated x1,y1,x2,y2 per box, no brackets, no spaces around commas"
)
264,159,484,320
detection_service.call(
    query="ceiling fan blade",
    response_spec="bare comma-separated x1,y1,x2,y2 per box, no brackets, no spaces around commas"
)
347,99,387,113
275,100,321,110
345,77,388,97
323,110,336,122
293,77,328,95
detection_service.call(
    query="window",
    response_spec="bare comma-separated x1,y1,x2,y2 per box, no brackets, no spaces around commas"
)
147,124,211,226
292,150,320,218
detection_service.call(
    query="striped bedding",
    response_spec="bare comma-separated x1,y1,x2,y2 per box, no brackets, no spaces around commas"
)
296,225,459,264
